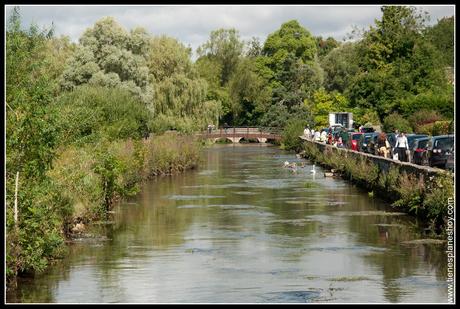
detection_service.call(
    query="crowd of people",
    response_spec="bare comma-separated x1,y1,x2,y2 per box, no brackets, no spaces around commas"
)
303,126,412,162
303,126,348,148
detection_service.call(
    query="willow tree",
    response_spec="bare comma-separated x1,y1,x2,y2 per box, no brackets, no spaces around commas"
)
148,36,221,131
60,17,153,105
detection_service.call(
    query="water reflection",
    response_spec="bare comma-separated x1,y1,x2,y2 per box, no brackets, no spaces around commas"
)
7,144,448,303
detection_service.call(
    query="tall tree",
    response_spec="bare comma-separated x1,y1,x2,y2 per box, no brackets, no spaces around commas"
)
315,36,340,59
228,58,271,125
263,20,317,65
347,6,449,122
321,42,359,93
425,16,454,67
60,17,153,105
197,28,244,85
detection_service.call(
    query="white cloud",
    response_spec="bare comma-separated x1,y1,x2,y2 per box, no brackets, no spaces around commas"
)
5,4,455,59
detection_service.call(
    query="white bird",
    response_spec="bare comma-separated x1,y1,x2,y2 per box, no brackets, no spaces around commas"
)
310,164,316,174
284,161,290,167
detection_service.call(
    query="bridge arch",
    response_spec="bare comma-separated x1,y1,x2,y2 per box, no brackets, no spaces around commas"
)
199,127,281,144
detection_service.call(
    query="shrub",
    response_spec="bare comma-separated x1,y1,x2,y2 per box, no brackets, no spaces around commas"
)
399,87,454,119
431,120,451,136
382,113,412,133
408,109,442,132
282,118,306,151
53,85,151,145
392,172,426,215
416,120,452,136
423,174,454,230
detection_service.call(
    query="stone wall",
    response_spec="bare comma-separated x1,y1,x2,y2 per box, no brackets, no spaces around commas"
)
300,136,449,179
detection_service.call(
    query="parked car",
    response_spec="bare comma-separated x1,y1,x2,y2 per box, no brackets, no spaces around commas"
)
426,135,454,169
358,132,375,153
360,127,375,133
446,149,454,172
406,134,429,163
411,137,431,165
348,132,363,151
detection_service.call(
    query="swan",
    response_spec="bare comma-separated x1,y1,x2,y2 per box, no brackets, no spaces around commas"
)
310,164,316,174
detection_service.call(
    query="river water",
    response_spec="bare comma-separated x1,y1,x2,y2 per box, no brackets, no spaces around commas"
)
7,144,449,303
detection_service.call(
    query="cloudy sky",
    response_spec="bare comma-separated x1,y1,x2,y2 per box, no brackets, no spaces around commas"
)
5,5,455,59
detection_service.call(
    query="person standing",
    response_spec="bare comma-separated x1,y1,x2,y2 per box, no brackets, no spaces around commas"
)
304,127,311,139
320,130,327,143
314,130,321,141
340,129,349,149
394,131,409,162
377,133,390,158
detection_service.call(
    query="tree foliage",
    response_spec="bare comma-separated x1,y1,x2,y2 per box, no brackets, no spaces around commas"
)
60,17,153,104
197,28,244,85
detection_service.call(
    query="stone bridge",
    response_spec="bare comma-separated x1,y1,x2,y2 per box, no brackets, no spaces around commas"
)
199,127,281,143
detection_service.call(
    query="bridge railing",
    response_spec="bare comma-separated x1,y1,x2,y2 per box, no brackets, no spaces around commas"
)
199,126,282,140
203,126,281,134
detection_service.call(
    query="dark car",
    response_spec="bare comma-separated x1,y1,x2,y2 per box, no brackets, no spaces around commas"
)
360,127,375,133
348,132,363,151
406,134,429,163
367,132,381,155
411,137,431,165
427,135,454,169
358,133,375,153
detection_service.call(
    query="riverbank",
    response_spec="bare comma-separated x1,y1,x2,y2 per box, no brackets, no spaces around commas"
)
299,138,454,235
6,132,201,288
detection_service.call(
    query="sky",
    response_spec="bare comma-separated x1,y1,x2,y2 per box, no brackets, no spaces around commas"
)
5,5,455,59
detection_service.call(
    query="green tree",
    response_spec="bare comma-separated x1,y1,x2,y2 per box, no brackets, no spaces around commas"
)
305,88,349,128
148,36,221,131
197,28,244,85
245,36,263,57
148,35,194,81
315,36,340,59
321,42,359,93
425,16,454,67
261,20,322,112
60,17,153,105
6,7,72,279
347,6,449,122
382,113,413,133
263,20,317,64
227,58,271,125
52,85,151,145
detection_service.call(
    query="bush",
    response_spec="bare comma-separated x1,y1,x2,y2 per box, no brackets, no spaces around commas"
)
399,87,454,118
382,113,412,133
431,120,451,136
282,118,306,151
259,102,290,128
416,120,451,136
408,109,442,133
423,174,454,230
6,177,72,278
53,85,151,145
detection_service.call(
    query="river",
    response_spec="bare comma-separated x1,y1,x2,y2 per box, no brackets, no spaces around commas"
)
7,144,449,303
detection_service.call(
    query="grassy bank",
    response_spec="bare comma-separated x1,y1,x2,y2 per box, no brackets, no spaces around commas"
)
6,132,201,286
301,141,454,235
